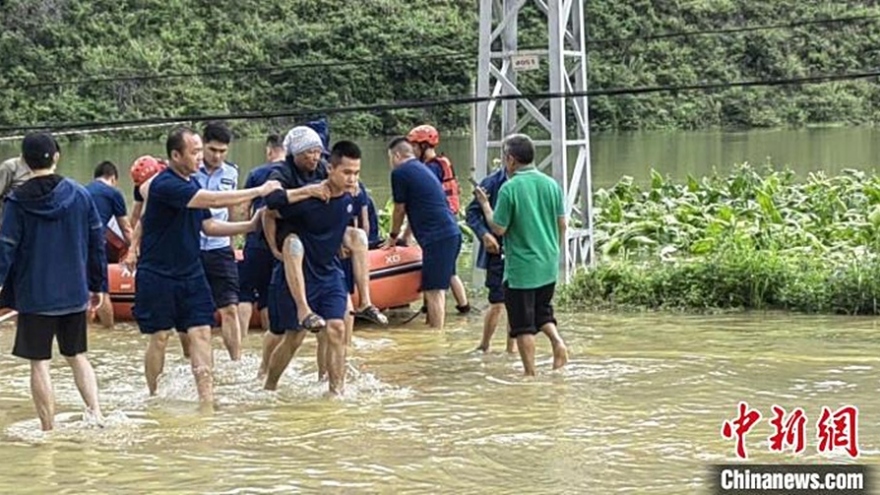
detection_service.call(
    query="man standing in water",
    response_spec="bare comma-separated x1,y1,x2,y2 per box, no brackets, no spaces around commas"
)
195,121,244,361
134,126,280,405
383,138,461,329
85,161,133,329
466,161,516,354
264,141,363,395
237,133,286,335
0,132,106,431
475,134,568,376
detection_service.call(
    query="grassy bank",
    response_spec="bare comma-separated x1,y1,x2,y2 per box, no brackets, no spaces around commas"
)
559,164,880,314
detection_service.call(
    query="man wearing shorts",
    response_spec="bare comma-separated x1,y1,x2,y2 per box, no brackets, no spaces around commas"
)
134,126,280,404
0,132,106,431
237,133,285,336
263,140,363,395
194,121,244,361
85,160,133,329
383,138,461,329
475,133,568,376
466,163,516,354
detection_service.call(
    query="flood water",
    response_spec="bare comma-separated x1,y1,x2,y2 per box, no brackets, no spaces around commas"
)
0,312,877,493
2,126,880,207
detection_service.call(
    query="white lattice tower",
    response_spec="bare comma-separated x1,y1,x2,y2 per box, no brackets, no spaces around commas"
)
472,0,595,283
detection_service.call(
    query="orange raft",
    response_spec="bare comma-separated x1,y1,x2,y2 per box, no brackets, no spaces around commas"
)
107,246,424,328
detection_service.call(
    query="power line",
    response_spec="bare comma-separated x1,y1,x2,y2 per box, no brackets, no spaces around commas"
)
2,68,879,136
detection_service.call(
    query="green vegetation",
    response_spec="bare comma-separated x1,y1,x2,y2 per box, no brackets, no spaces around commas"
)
560,165,880,314
2,0,879,139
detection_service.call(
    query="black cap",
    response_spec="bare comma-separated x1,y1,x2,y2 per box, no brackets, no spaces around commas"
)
21,132,58,169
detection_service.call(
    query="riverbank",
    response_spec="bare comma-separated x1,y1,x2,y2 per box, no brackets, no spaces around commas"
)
559,164,880,314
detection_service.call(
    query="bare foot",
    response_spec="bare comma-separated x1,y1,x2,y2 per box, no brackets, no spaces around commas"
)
552,342,569,370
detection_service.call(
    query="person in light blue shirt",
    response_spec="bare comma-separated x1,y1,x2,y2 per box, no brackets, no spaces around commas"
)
193,121,243,362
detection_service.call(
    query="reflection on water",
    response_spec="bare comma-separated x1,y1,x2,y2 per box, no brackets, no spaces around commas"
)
0,313,877,493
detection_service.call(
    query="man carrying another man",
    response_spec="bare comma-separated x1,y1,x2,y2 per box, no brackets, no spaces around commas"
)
263,141,364,395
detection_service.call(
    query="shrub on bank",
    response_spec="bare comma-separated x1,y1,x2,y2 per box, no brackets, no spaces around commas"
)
560,164,880,314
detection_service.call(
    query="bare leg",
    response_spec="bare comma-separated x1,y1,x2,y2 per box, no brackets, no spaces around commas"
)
345,228,388,325
30,360,54,431
515,334,537,376
316,329,328,381
264,330,308,391
186,326,214,404
145,331,171,396
258,331,283,380
282,234,322,328
325,320,347,395
477,302,505,352
450,275,469,312
218,304,241,361
540,322,568,370
505,324,517,354
237,301,254,343
65,354,102,420
96,292,114,328
259,308,269,332
424,290,446,329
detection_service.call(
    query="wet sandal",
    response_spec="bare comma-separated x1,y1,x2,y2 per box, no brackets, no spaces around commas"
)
300,313,326,331
353,305,389,325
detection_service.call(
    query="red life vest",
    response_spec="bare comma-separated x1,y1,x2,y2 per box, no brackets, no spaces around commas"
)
430,155,461,215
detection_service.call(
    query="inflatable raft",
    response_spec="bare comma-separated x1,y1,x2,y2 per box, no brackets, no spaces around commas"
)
106,242,424,328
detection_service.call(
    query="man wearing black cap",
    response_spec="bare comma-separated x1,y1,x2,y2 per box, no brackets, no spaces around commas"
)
0,132,107,431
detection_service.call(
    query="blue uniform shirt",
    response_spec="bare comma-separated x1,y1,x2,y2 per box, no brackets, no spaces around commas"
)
391,158,459,246
138,169,211,279
243,161,281,251
194,162,238,251
466,167,508,269
85,180,127,226
276,193,354,286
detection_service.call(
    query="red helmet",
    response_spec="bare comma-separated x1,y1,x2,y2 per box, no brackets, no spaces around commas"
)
130,155,167,186
407,124,440,147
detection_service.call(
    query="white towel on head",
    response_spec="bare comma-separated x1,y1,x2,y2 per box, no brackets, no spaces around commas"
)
283,126,323,156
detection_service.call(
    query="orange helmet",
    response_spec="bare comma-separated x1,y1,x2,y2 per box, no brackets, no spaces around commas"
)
130,155,167,186
407,124,440,147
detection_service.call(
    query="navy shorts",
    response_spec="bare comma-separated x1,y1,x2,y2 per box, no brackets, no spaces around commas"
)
267,265,348,335
238,245,274,308
503,282,557,338
485,254,505,304
420,234,461,291
201,247,240,308
13,311,87,361
133,269,216,334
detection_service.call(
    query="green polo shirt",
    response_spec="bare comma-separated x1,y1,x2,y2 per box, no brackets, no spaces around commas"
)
492,166,564,289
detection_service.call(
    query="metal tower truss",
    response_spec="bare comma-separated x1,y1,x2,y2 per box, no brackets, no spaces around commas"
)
473,0,594,283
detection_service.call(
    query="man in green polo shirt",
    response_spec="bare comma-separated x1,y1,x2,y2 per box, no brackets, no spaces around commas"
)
475,133,568,376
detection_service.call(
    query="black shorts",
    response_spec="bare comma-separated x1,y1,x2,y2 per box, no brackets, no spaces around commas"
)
503,282,557,338
485,255,505,304
13,311,88,361
201,247,240,308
